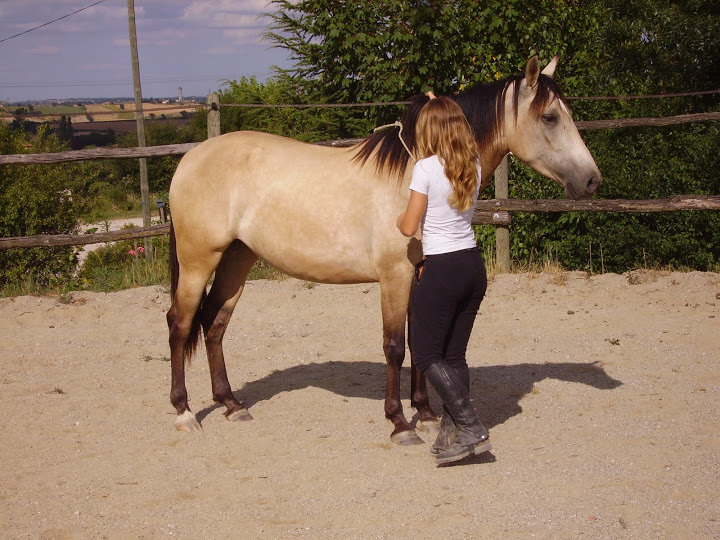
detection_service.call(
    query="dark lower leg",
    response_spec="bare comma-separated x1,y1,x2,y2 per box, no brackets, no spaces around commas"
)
201,303,247,417
383,331,412,436
410,362,438,423
167,303,191,415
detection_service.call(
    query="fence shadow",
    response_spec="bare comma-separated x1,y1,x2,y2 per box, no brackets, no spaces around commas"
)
196,360,622,429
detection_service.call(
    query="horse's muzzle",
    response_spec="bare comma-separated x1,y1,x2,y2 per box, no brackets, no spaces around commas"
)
566,174,602,200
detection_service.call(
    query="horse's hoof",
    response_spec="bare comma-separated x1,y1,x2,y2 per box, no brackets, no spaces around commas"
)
390,429,425,446
175,410,202,432
416,418,441,436
225,408,253,422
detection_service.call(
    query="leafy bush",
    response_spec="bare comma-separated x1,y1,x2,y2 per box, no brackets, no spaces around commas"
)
0,123,84,287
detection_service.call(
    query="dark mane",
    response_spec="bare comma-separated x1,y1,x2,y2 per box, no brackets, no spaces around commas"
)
353,73,566,180
352,95,429,180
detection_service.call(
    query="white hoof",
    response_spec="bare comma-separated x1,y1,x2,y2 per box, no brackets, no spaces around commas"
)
417,418,441,436
226,408,253,422
175,410,202,432
390,429,425,446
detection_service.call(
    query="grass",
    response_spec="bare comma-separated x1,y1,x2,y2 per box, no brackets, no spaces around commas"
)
34,105,87,116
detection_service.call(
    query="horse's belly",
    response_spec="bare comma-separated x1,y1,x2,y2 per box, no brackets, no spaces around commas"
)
240,215,378,284
252,240,377,284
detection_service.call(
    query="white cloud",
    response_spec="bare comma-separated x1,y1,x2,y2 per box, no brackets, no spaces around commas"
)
141,28,188,47
77,63,127,72
24,45,60,55
182,1,267,28
207,47,238,55
223,28,263,46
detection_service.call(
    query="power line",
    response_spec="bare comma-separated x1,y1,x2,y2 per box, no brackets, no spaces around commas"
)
0,0,110,44
0,75,229,89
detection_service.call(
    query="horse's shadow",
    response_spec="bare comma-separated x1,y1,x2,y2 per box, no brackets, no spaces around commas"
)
196,360,622,429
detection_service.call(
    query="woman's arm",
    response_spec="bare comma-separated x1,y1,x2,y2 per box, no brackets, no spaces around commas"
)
397,190,428,237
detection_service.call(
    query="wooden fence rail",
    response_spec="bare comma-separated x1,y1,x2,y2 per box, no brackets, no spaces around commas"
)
1,196,718,251
0,224,170,250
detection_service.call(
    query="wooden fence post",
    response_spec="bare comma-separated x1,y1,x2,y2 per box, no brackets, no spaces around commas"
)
494,155,511,273
207,93,221,139
127,0,152,263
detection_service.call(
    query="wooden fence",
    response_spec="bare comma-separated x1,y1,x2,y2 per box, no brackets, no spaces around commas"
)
1,97,719,271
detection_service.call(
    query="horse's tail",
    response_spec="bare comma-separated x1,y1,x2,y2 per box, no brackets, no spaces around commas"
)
169,220,205,364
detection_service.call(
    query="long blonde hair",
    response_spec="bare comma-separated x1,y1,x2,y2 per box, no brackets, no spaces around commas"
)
415,97,480,212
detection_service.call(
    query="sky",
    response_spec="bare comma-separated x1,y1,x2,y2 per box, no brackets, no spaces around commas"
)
0,0,294,102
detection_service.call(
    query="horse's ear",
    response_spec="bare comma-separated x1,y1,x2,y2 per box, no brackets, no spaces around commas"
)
541,55,559,78
525,55,540,88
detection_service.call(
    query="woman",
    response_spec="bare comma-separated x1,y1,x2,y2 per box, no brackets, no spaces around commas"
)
397,95,491,465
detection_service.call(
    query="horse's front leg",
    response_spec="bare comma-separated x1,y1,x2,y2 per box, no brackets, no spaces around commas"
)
380,279,425,445
410,358,441,436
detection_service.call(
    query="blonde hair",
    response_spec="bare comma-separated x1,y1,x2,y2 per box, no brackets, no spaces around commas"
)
415,97,480,212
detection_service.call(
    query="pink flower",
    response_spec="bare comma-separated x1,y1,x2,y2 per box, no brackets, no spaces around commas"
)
128,249,136,256
137,246,145,253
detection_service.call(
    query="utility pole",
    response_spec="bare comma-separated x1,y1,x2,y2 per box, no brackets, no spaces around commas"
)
127,0,152,263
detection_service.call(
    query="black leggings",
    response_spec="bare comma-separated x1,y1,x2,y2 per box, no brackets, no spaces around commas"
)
409,248,487,373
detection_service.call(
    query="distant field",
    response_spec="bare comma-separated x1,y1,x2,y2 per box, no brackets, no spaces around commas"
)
1,102,198,122
34,105,87,115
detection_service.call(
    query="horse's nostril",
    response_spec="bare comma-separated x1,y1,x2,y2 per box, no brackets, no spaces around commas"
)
587,176,599,192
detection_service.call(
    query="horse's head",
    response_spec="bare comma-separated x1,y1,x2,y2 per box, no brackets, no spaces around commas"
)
505,56,601,200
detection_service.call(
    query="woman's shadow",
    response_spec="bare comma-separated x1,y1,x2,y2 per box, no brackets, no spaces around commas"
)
196,359,622,429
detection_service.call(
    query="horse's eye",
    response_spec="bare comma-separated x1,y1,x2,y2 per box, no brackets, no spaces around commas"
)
542,114,558,124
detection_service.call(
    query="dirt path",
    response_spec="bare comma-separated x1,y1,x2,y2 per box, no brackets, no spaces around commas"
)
0,271,718,539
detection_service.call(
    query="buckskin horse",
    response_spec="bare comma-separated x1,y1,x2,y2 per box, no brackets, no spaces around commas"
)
166,55,601,444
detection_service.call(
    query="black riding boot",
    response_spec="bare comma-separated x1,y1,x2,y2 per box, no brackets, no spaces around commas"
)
431,405,456,454
429,363,473,454
425,362,491,465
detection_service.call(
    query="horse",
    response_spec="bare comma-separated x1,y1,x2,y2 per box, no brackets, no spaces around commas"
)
166,55,602,445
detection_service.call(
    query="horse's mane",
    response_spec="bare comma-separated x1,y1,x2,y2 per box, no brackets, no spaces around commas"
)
352,95,429,179
352,73,566,180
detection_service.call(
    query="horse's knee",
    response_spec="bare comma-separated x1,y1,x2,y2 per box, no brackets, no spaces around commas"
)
383,332,405,364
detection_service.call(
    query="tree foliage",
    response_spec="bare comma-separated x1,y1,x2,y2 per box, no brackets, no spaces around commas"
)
0,123,85,287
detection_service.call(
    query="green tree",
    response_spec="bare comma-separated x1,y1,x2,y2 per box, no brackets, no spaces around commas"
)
57,115,74,143
265,0,605,123
0,123,85,287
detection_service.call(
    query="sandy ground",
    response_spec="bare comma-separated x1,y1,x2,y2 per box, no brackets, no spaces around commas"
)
0,270,718,539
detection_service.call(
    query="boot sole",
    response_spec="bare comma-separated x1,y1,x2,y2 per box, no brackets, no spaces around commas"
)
435,439,493,465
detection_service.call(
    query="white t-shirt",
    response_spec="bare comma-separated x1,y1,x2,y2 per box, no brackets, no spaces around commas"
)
409,155,481,256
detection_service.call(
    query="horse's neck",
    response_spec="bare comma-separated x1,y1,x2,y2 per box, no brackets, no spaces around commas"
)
479,147,509,189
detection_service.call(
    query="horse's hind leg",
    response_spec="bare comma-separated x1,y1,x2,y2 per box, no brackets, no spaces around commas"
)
167,253,222,432
200,240,258,422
